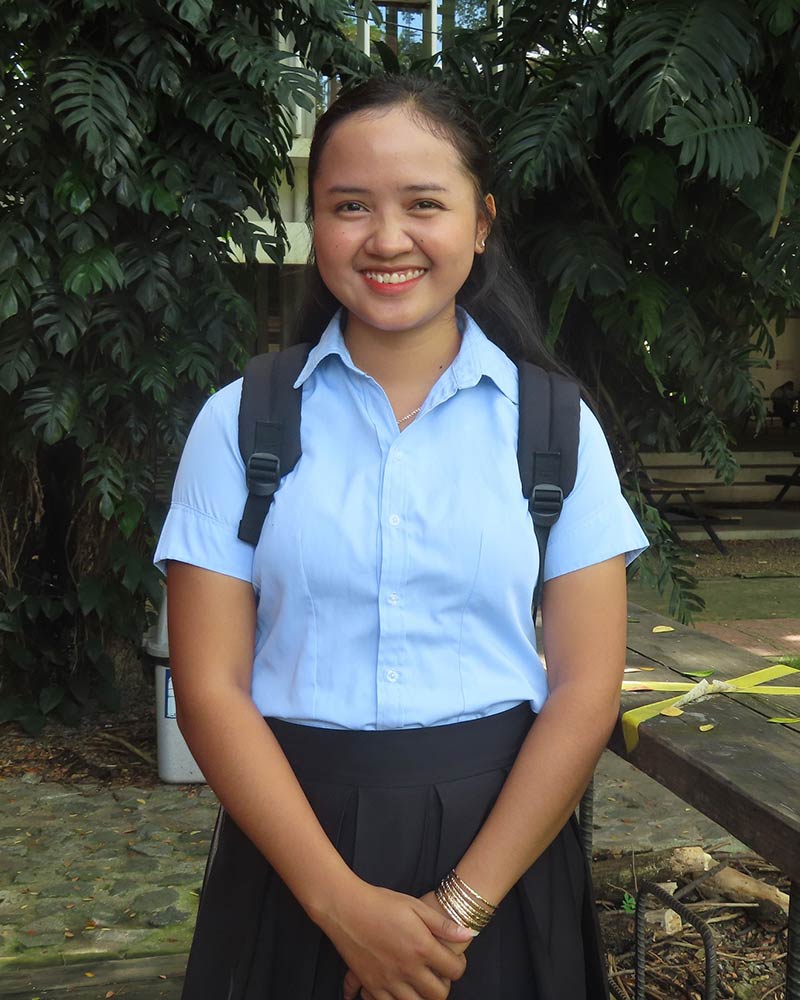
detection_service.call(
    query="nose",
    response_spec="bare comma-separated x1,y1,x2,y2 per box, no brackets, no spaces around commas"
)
364,212,415,257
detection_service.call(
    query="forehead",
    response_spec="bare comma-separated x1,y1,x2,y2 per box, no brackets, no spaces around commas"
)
315,106,472,188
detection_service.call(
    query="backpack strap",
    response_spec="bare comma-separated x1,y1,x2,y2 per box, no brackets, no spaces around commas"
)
517,362,581,617
237,343,312,545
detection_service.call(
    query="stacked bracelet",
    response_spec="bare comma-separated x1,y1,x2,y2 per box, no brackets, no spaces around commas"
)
434,870,497,933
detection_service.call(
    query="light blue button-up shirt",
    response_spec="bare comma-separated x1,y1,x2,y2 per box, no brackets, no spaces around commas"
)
155,310,648,730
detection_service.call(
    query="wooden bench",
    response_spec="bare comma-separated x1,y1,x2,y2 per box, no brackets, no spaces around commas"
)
603,604,800,998
638,478,733,554
765,451,800,504
641,451,800,507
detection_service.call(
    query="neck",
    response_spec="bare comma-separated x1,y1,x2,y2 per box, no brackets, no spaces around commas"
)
343,311,462,395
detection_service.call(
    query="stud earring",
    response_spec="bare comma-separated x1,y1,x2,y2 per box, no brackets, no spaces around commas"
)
480,239,486,249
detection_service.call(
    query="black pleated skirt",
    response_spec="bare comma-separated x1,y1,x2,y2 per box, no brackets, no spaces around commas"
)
181,704,609,999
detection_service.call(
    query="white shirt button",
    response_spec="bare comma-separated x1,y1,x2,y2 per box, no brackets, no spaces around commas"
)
387,592,400,606
394,451,405,462
389,514,401,527
386,670,399,683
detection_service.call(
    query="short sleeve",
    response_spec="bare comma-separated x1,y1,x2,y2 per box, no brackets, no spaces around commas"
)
153,379,254,582
544,401,648,581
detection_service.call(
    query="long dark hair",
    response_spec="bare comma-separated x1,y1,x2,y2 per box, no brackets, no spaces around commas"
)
291,75,560,372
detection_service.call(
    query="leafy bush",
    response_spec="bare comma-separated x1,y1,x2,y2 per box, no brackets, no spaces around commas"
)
0,0,370,732
430,0,800,619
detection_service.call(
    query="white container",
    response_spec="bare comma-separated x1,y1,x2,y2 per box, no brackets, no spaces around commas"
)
145,592,205,784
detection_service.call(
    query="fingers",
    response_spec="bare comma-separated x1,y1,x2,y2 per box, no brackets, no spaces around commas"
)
343,968,362,1000
415,903,476,945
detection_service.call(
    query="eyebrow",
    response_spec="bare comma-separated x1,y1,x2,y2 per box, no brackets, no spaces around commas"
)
326,184,449,195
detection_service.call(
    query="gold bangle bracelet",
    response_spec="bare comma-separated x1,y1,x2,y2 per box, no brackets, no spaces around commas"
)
435,870,496,932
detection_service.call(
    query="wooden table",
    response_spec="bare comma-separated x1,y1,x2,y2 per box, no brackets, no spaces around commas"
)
766,451,800,504
612,605,800,997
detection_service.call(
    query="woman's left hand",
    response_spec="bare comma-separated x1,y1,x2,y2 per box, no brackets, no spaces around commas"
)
343,891,473,999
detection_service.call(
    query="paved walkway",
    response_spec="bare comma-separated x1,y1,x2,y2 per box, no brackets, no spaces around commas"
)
0,754,748,996
2,611,797,997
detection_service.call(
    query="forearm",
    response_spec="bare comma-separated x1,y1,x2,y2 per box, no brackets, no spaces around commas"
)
177,682,356,923
454,682,618,905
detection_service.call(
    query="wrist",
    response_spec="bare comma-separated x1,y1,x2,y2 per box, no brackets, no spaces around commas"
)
301,866,368,933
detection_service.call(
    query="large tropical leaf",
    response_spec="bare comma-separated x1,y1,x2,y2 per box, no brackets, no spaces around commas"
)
533,221,630,297
611,0,758,134
617,146,679,224
754,0,800,35
662,83,770,183
48,56,144,176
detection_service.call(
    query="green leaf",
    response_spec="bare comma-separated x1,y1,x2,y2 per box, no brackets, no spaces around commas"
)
617,146,678,225
61,248,125,298
39,685,66,715
48,56,142,175
23,376,81,444
754,0,800,34
611,1,758,133
662,84,770,184
682,669,715,678
0,322,40,392
53,166,96,215
0,282,19,323
534,222,629,298
77,576,107,615
82,444,126,520
166,0,213,30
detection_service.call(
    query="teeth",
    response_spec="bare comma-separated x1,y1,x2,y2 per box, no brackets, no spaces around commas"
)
364,269,425,284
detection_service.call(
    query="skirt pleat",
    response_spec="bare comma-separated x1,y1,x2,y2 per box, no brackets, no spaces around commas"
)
181,705,609,1000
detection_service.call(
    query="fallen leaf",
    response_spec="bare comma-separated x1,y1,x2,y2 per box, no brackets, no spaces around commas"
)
85,972,95,978
652,625,674,633
683,669,714,678
699,724,715,732
660,706,684,717
624,667,641,673
640,667,656,671
106,992,116,998
64,931,74,938
158,974,167,980
768,717,800,724
136,798,146,805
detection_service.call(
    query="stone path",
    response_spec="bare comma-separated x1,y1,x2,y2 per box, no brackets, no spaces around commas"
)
0,748,748,998
3,609,797,996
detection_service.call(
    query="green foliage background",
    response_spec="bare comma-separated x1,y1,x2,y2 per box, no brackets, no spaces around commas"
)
424,0,800,618
1,0,799,729
0,0,369,732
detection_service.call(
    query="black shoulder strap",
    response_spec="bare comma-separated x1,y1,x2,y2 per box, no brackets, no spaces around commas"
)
237,343,312,545
517,362,581,617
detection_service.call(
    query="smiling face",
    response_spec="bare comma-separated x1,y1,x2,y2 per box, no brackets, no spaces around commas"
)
311,105,493,345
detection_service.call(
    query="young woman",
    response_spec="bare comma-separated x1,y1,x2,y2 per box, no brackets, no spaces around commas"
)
155,75,648,1000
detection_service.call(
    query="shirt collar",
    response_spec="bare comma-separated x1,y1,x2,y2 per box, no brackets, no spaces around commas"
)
294,307,518,403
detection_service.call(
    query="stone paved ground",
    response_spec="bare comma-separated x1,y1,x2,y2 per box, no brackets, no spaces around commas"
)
2,553,797,997
0,750,747,989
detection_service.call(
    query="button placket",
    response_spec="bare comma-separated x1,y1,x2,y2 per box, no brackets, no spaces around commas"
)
375,440,409,728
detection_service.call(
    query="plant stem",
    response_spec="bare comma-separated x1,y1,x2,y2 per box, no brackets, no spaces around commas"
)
769,127,800,238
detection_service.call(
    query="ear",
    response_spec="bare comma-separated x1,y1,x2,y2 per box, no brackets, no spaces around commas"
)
475,194,496,253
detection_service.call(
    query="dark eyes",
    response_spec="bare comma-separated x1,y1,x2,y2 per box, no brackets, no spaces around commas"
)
334,200,443,213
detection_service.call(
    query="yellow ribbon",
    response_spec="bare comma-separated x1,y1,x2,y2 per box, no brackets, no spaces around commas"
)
621,663,800,752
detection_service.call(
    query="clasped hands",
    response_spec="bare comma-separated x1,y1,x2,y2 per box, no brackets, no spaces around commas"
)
319,883,475,1000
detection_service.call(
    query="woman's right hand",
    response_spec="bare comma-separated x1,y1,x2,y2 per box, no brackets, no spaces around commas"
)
314,880,472,1000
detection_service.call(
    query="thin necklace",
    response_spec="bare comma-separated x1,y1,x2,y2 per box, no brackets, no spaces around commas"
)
397,406,422,426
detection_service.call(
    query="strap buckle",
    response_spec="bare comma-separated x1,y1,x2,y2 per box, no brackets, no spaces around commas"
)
530,483,563,526
246,451,280,497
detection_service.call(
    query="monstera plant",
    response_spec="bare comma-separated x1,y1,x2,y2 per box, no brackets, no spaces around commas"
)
430,0,800,618
0,0,370,731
